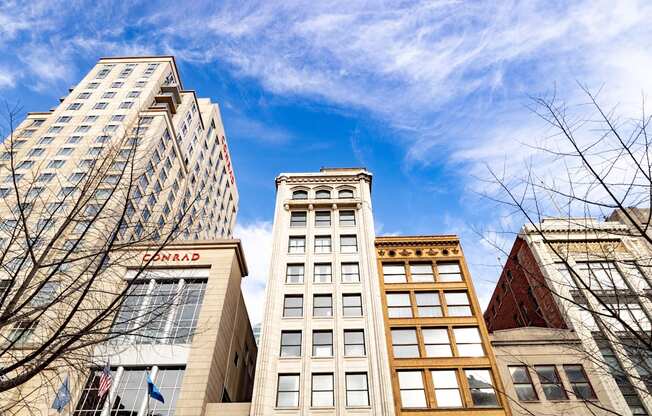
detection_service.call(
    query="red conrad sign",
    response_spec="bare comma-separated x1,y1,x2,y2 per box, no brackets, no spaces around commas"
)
143,252,201,262
221,136,235,185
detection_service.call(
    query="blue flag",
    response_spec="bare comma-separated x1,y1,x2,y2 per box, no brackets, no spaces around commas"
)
147,374,165,403
51,376,71,412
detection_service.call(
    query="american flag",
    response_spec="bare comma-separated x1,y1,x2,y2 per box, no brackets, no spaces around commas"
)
98,363,112,398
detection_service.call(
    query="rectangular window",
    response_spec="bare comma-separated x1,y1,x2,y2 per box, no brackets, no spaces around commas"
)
288,236,305,254
437,262,463,282
340,235,358,253
445,292,472,316
315,210,331,227
93,102,108,110
453,327,484,356
410,262,434,282
313,294,332,317
312,373,334,407
344,329,365,356
386,293,412,318
56,116,72,123
342,262,360,282
314,263,332,283
342,294,362,316
346,373,369,407
38,137,54,144
465,369,498,407
77,92,91,99
398,370,426,408
576,261,628,290
563,365,596,400
416,292,442,317
286,264,304,283
67,102,82,110
111,81,124,88
431,370,462,408
423,328,452,357
102,91,116,99
280,331,302,357
535,365,567,400
8,320,37,345
119,101,134,109
283,295,303,317
392,328,419,358
277,374,300,407
383,263,407,283
315,236,332,253
168,280,206,344
312,330,333,357
509,366,538,401
339,210,355,226
28,148,45,157
290,211,306,227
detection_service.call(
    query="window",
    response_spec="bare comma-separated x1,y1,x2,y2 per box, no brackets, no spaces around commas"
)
75,125,90,133
128,90,141,98
387,293,412,318
28,148,45,157
383,263,407,283
17,160,34,169
339,210,355,226
315,236,332,253
342,263,360,283
290,211,306,227
398,371,426,408
344,329,365,356
277,374,300,407
342,294,362,316
338,189,354,198
67,102,82,110
509,366,538,401
288,236,305,254
576,262,628,290
535,365,567,400
465,369,498,407
283,295,303,317
111,114,126,122
410,263,434,282
77,92,91,99
313,294,332,317
340,235,357,253
93,102,108,110
7,320,36,345
315,211,331,227
454,327,483,356
37,173,55,183
102,91,116,98
286,264,304,283
346,373,369,407
312,330,333,356
119,101,134,109
431,370,462,408
56,116,72,123
280,331,302,357
111,81,124,88
86,82,100,89
315,189,331,199
437,262,463,282
314,263,332,283
38,136,54,144
312,373,334,407
67,135,81,143
74,367,184,415
392,328,419,358
423,328,452,357
95,66,112,79
445,292,472,316
416,292,442,317
292,190,308,200
563,365,596,400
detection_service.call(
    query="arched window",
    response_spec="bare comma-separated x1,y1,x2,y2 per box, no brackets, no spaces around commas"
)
338,189,354,199
292,190,308,200
315,190,331,199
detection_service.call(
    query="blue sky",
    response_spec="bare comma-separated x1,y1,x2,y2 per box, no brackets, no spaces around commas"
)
2,1,652,323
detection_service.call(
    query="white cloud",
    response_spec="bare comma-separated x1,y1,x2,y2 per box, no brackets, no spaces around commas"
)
234,220,273,325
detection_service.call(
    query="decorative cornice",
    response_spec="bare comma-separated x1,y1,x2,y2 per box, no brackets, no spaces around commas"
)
276,173,371,186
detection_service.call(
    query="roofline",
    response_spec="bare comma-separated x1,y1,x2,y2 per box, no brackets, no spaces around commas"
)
98,56,184,90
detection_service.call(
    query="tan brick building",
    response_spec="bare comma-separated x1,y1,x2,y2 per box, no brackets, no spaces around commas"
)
375,235,511,415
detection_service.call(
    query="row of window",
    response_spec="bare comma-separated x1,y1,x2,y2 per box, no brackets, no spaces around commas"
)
556,261,650,292
283,293,364,318
509,364,596,402
387,290,473,318
277,372,369,408
291,189,354,200
289,235,358,254
391,326,485,358
285,263,360,284
280,329,366,357
290,210,355,227
397,368,499,408
382,261,464,283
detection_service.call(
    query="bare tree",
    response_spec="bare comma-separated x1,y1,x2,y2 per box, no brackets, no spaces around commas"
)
0,103,201,413
480,86,652,414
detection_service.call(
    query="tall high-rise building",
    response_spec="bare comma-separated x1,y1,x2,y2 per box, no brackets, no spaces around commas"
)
375,235,511,415
484,213,652,415
2,56,238,241
251,168,395,415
